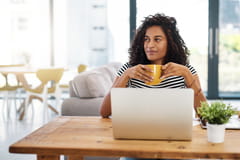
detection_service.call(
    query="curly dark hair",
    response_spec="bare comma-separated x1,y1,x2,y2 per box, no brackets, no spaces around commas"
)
129,13,189,66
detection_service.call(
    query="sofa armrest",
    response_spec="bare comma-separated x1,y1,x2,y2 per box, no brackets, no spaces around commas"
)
69,62,122,99
61,97,104,116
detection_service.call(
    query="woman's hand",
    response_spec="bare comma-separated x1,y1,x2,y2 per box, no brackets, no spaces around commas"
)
124,64,153,83
161,62,190,79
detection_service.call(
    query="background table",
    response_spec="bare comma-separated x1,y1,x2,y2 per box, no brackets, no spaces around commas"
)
9,116,240,160
0,66,65,120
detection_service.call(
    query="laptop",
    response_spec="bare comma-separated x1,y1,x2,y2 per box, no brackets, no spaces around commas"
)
111,88,194,141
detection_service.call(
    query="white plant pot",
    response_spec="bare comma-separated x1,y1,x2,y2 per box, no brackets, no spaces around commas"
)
207,123,225,143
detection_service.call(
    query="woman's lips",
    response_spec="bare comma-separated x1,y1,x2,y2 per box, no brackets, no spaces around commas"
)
146,51,157,55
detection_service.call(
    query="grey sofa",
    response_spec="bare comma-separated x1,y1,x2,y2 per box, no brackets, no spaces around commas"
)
61,62,122,160
62,62,122,116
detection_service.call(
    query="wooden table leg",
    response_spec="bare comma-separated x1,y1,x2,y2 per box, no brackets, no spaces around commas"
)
19,95,59,120
68,155,84,160
37,154,59,160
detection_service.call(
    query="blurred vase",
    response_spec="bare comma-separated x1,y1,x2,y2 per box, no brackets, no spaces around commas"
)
207,123,225,143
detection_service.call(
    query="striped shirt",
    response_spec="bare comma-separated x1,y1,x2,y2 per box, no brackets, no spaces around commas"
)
117,63,197,88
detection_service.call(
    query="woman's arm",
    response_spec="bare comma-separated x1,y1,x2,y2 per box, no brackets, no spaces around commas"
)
185,74,207,116
100,64,153,118
100,75,128,118
162,62,207,115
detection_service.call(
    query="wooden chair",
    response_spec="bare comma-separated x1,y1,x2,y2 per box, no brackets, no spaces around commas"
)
77,64,87,73
20,68,64,121
0,64,24,118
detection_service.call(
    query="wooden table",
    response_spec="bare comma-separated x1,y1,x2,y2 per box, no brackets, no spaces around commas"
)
9,116,240,160
0,65,37,88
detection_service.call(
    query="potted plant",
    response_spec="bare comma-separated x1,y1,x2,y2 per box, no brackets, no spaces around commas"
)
197,101,237,143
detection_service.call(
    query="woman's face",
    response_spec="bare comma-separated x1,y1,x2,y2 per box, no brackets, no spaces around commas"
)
144,25,168,64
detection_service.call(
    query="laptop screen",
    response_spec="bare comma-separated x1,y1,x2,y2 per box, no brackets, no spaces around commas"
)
111,88,194,140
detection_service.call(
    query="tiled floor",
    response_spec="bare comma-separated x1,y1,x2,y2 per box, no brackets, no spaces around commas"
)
0,97,240,160
0,97,64,160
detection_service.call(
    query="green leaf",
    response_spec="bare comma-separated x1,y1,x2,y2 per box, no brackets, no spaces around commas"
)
197,101,238,124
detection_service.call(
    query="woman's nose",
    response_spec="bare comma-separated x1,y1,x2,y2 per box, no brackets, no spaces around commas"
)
147,40,155,48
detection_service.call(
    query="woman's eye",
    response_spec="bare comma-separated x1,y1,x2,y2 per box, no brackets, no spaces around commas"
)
155,39,161,42
144,38,149,41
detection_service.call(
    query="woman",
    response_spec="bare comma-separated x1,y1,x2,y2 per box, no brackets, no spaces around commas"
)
100,13,206,121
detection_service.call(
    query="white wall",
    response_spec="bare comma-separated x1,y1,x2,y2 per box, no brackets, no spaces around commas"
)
66,0,89,68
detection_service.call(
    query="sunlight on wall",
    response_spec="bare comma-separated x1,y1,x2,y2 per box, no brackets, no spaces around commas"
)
0,0,50,67
0,0,130,68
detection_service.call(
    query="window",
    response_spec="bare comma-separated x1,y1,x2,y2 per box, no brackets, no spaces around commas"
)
219,0,240,96
0,0,51,67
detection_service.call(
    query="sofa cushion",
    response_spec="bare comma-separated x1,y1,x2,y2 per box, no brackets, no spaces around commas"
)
71,62,121,98
86,70,112,97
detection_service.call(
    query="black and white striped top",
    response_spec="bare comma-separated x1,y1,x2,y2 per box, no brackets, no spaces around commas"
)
117,63,197,88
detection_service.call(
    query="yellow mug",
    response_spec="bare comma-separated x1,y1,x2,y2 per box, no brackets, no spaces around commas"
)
145,64,163,85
